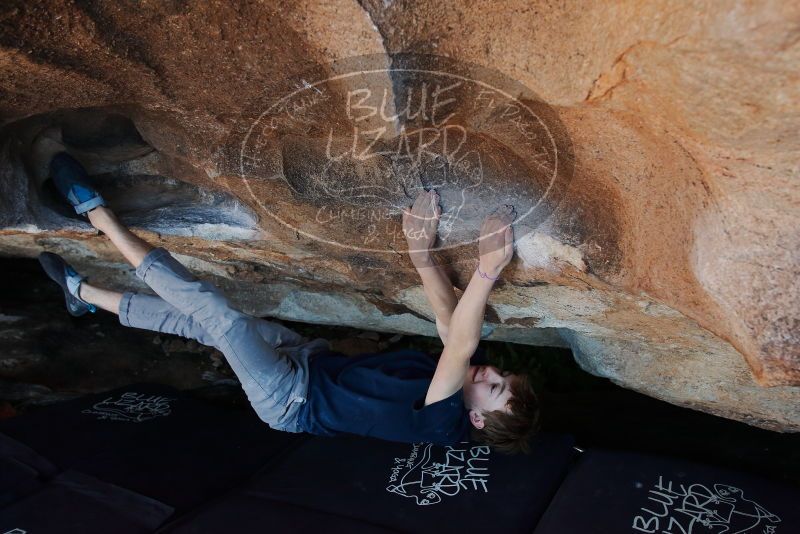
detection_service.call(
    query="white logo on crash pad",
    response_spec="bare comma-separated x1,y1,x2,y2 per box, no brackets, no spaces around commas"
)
386,442,491,506
632,476,781,533
82,392,174,423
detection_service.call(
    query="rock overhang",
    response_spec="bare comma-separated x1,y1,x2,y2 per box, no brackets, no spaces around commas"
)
0,1,797,431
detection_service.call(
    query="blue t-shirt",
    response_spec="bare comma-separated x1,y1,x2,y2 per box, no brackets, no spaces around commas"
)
297,348,486,446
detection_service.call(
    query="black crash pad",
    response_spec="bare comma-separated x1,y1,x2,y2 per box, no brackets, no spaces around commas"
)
0,433,58,508
0,384,303,514
163,497,400,533
0,470,173,534
533,449,799,534
162,433,576,533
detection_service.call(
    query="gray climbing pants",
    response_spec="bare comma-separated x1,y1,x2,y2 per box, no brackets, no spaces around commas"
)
118,247,330,432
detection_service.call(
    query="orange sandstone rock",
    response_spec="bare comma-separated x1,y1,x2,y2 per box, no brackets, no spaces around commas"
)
0,1,797,430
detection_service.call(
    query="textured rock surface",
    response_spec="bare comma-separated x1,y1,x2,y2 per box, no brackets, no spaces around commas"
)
0,1,798,431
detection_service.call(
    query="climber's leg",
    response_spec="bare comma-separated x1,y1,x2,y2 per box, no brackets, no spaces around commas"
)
46,151,297,344
78,282,123,315
81,199,250,339
45,149,153,268
73,177,279,338
133,247,313,431
87,206,154,269
78,248,313,430
117,292,220,347
58,278,216,347
48,152,314,430
87,282,310,430
117,291,310,351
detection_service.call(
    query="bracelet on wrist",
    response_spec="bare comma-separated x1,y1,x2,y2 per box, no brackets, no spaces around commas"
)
476,265,500,281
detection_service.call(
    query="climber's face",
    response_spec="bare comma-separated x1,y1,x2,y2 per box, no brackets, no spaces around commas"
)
462,365,515,429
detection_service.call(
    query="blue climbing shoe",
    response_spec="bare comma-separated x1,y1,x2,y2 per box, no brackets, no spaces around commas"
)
38,252,97,316
49,152,106,216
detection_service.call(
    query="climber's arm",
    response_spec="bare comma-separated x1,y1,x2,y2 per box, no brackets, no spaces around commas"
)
403,189,457,345
425,205,515,406
412,254,458,345
424,268,496,405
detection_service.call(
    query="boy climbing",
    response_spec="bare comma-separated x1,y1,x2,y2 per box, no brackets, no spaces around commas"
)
36,146,539,453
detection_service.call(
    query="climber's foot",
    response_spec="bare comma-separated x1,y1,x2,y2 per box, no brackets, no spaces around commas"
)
38,252,97,316
49,152,106,216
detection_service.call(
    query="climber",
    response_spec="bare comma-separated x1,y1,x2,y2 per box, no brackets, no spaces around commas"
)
37,150,540,453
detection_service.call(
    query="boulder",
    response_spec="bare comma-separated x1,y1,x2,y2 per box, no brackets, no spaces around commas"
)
0,1,797,431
